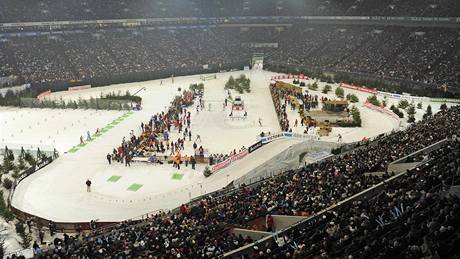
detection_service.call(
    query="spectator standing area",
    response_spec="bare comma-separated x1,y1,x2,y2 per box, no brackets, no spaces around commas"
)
8,70,440,222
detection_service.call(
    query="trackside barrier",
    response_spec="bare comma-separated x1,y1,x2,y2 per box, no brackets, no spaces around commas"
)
363,100,401,124
377,91,431,102
68,84,91,91
222,138,450,258
259,131,319,144
340,83,377,94
36,89,51,99
377,91,402,100
429,97,460,103
211,150,249,173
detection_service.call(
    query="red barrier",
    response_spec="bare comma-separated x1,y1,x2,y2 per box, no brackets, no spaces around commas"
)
340,83,377,94
37,90,51,99
68,85,91,91
211,150,249,173
211,159,231,172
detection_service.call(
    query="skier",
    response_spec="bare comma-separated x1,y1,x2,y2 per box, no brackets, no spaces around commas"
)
195,134,202,143
338,134,342,143
106,153,112,164
86,131,91,141
86,179,92,192
258,118,263,127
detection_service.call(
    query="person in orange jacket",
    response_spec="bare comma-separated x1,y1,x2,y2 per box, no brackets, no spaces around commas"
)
174,152,181,169
184,154,190,167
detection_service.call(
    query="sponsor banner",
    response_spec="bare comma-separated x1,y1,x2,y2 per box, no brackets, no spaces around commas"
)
288,132,318,140
270,74,308,80
260,131,317,143
231,150,249,162
340,83,377,94
401,94,430,102
211,150,249,173
429,98,460,103
379,90,431,102
377,91,402,100
211,158,231,173
260,132,284,144
363,101,400,122
37,90,51,99
248,140,263,153
68,85,91,91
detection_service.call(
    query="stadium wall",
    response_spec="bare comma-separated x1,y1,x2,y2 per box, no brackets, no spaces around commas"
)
28,61,247,94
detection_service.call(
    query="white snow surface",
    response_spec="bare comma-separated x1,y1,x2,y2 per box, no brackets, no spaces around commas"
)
5,70,446,222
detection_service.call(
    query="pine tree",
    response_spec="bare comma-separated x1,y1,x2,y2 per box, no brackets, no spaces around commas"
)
406,104,416,123
423,104,432,119
15,221,32,248
335,87,344,98
203,166,212,177
2,153,14,174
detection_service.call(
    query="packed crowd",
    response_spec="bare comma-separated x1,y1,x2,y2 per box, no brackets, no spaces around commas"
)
270,25,460,89
24,104,459,258
2,29,240,85
106,91,207,169
1,0,459,22
269,84,289,131
1,25,458,91
257,139,460,259
270,82,321,131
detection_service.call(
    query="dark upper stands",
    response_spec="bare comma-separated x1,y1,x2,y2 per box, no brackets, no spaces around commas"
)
0,0,459,23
